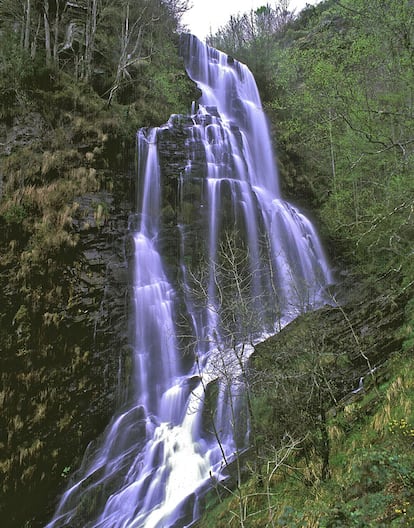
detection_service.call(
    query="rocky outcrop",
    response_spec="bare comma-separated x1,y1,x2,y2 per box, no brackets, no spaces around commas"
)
155,115,208,282
254,277,407,386
251,276,409,452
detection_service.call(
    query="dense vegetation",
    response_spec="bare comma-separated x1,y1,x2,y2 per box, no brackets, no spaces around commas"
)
0,0,195,277
0,0,413,526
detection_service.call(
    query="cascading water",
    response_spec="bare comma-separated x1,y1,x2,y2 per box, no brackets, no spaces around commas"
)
47,35,333,528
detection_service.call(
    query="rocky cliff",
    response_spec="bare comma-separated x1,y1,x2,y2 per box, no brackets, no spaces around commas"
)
0,108,134,527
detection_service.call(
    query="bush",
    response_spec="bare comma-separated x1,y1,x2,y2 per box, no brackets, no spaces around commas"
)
2,204,27,225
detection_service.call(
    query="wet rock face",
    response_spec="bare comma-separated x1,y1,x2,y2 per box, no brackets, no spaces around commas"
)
0,112,46,157
249,278,408,464
71,191,131,359
156,117,207,278
0,179,134,528
0,102,199,528
0,112,47,200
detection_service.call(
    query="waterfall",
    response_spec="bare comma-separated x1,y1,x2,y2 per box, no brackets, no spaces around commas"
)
46,35,332,528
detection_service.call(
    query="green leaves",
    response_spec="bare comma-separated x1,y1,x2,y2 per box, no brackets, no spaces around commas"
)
264,0,414,286
2,204,27,225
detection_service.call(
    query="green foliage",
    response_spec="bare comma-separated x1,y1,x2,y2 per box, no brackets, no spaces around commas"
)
286,1,413,281
324,447,414,527
60,466,71,478
92,201,110,227
0,0,194,125
210,0,414,291
388,417,414,442
0,30,60,123
2,204,27,225
399,297,414,353
0,33,33,121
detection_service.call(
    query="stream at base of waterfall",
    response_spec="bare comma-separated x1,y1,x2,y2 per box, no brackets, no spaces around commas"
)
46,34,333,528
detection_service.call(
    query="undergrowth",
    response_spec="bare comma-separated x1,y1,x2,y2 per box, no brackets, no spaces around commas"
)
198,352,414,528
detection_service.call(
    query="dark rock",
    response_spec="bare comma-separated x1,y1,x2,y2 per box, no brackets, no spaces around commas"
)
0,167,134,528
0,112,46,157
253,279,408,399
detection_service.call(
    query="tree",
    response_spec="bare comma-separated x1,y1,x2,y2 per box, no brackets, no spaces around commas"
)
182,229,284,526
241,0,414,288
207,2,295,99
106,1,154,105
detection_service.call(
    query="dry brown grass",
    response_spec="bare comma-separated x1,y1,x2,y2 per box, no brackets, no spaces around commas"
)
372,373,412,434
328,423,345,443
41,149,80,177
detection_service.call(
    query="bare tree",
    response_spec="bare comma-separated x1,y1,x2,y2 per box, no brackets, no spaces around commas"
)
43,0,52,63
83,0,98,81
182,229,286,526
208,1,294,56
107,1,155,105
24,0,31,51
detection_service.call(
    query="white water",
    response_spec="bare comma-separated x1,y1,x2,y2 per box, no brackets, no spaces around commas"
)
47,35,332,528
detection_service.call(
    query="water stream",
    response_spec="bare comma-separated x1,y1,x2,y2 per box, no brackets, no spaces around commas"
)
47,34,332,528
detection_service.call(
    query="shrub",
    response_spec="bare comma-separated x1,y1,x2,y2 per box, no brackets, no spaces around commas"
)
2,204,27,225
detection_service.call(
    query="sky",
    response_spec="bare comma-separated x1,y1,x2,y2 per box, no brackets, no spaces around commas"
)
182,0,321,41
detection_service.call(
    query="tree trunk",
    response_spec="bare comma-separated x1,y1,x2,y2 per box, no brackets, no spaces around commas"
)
24,0,31,50
44,0,52,64
107,2,130,105
31,14,42,59
320,405,330,481
53,0,61,64
84,0,98,81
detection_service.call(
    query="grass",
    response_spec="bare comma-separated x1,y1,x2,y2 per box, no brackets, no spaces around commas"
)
197,351,414,528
